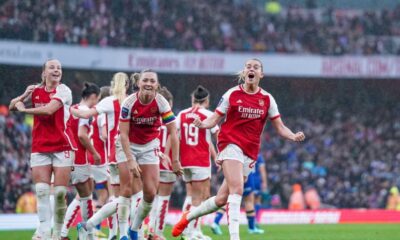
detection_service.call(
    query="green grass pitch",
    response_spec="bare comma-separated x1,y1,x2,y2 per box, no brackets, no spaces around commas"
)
1,224,399,240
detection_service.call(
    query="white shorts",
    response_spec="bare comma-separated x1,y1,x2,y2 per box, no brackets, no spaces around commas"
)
71,165,91,185
159,171,177,184
30,151,74,168
217,144,255,177
91,165,109,184
109,164,120,185
183,167,211,183
116,138,160,165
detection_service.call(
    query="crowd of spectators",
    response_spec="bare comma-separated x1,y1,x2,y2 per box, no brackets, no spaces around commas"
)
0,111,32,213
263,108,399,209
1,0,400,55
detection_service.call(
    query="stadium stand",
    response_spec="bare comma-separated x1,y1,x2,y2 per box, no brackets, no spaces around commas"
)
0,0,399,54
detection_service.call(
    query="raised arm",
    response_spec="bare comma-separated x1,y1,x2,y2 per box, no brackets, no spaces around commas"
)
9,85,35,111
193,112,224,129
71,107,99,119
271,117,305,142
16,99,62,116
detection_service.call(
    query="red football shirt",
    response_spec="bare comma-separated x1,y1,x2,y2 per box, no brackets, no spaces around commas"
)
120,93,176,145
66,104,90,165
87,114,107,165
215,85,280,161
95,96,121,164
31,84,76,153
158,124,173,171
177,107,219,168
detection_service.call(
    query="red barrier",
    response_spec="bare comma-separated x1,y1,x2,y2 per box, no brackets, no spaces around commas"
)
69,209,400,226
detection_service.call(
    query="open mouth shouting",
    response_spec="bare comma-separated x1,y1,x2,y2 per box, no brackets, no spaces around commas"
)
248,72,255,79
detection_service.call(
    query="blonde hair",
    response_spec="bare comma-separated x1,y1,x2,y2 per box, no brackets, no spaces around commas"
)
236,58,264,84
110,72,129,104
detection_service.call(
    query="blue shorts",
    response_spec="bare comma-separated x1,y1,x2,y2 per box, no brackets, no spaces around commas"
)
243,172,256,197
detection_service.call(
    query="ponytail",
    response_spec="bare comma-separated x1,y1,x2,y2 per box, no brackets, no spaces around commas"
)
110,72,129,104
236,70,246,84
192,85,210,104
81,82,100,98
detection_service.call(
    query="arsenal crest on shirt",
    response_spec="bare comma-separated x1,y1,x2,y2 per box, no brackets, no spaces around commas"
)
259,99,264,106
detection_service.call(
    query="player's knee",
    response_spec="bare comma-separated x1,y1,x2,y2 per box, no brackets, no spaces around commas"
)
35,183,50,199
120,187,132,198
230,185,244,196
215,194,228,207
143,189,156,203
54,186,67,203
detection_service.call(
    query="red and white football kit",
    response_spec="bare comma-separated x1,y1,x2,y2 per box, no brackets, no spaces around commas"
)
117,93,176,164
88,113,109,184
30,84,76,168
177,107,219,182
66,104,92,185
215,85,280,176
94,96,121,185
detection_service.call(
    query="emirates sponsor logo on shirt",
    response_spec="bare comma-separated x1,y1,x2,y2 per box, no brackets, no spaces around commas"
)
132,116,158,125
238,106,265,119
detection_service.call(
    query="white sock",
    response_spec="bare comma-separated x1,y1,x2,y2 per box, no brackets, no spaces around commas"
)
154,195,170,235
130,200,153,231
182,196,192,212
187,196,218,221
80,196,94,223
130,191,143,223
35,183,51,238
87,199,117,231
148,195,158,233
186,205,198,236
61,198,80,237
195,215,203,234
227,194,242,240
107,213,118,239
49,194,55,223
117,196,131,237
107,196,118,239
53,186,67,237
